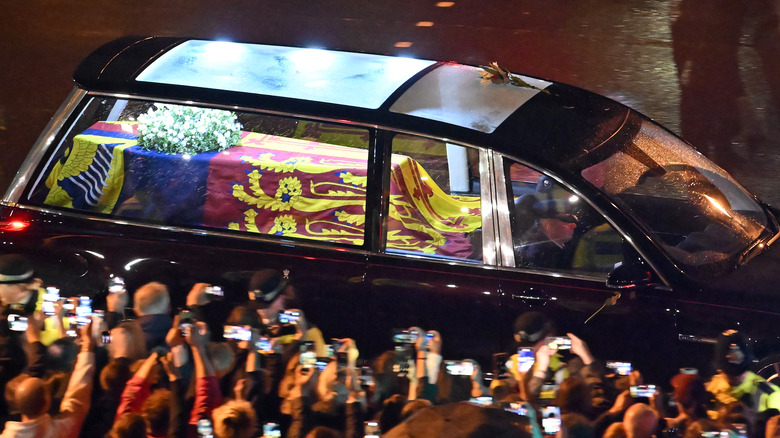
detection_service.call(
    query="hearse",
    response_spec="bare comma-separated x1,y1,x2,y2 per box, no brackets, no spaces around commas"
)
3,36,780,383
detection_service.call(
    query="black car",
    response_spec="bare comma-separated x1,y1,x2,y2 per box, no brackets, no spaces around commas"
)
2,36,779,383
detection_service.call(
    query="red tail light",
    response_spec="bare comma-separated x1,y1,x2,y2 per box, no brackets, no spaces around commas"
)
0,220,30,231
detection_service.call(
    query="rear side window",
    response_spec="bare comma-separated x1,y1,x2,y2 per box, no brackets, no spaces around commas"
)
384,133,483,262
28,97,371,246
504,159,624,276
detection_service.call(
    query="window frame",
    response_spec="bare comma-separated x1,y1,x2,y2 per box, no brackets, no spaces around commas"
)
492,152,671,286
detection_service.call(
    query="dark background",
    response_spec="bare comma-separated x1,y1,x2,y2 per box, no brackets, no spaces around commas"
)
2,0,779,204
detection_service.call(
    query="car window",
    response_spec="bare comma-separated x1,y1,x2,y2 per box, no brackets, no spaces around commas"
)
505,159,624,276
578,116,769,275
384,133,483,262
28,97,371,246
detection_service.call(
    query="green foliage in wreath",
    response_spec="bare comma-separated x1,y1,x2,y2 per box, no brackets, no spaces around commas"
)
137,104,243,154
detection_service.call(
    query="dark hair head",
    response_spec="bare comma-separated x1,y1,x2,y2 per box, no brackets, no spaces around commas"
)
556,376,593,415
142,388,172,436
109,412,148,438
514,312,554,345
226,305,264,330
100,357,133,396
46,338,78,372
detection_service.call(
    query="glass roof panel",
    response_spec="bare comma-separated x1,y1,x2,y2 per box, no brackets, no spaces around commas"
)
137,40,436,109
389,63,551,133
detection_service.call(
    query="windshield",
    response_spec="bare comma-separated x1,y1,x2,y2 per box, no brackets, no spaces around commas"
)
579,115,771,275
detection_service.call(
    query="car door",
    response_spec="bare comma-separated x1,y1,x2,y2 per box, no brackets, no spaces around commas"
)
363,132,504,363
491,153,684,382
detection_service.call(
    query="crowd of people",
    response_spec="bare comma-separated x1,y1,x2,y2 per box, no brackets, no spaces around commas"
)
1,253,779,438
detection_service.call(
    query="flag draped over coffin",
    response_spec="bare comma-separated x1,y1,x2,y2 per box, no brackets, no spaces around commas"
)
43,121,481,259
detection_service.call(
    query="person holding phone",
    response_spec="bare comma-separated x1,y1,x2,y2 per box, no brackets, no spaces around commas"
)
510,311,597,405
132,281,173,351
0,320,98,438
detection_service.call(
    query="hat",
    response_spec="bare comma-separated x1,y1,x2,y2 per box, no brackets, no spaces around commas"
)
514,311,554,345
248,269,288,303
0,254,35,284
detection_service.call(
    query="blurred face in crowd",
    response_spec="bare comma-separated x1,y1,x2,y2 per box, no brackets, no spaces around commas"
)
0,278,41,306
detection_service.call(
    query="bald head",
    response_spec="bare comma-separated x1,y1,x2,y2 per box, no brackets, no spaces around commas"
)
15,377,50,419
623,403,659,438
133,282,170,316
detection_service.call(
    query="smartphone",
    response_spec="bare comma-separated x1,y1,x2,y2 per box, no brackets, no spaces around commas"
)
42,287,60,315
445,360,475,376
469,396,493,406
502,401,529,416
324,343,335,358
223,325,252,341
8,314,28,332
197,418,213,438
256,336,273,353
359,366,374,386
102,330,112,344
66,321,78,338
205,285,224,300
76,296,92,316
393,345,412,376
518,348,535,373
336,351,348,369
262,422,281,438
493,352,508,379
299,341,316,368
364,420,380,438
75,296,93,326
178,309,193,336
541,406,562,435
732,423,748,438
279,309,300,324
630,384,658,398
546,336,572,350
392,328,418,344
606,360,632,376
108,276,125,293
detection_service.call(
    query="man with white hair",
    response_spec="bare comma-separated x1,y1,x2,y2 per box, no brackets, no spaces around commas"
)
132,281,172,350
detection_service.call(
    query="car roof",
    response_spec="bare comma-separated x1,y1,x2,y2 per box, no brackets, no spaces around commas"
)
73,36,631,172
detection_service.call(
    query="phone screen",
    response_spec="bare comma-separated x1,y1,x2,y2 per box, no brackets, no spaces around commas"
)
8,314,28,332
445,360,475,376
256,336,272,353
518,348,535,372
299,341,316,368
392,328,417,344
630,384,657,398
606,360,632,376
279,310,300,324
541,406,562,435
262,423,281,438
108,277,125,293
546,336,572,350
364,420,380,438
223,325,251,341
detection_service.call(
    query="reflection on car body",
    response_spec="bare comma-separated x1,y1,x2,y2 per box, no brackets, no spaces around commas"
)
3,36,780,383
